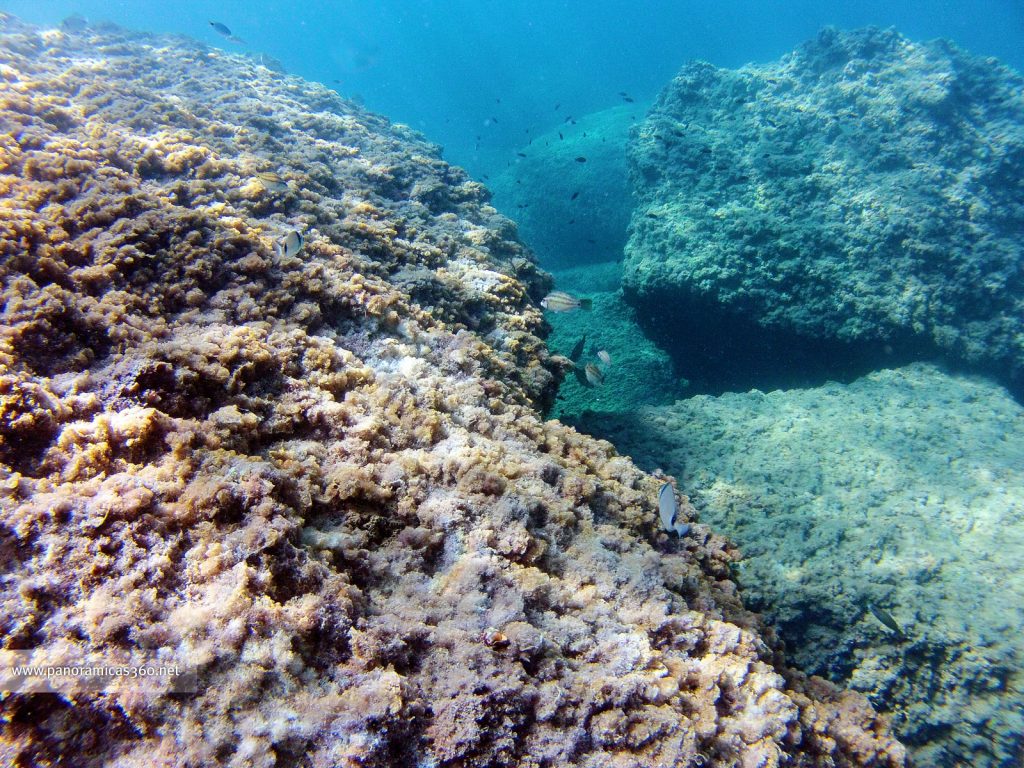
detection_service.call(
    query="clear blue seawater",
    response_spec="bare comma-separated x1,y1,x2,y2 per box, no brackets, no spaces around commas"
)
2,0,1022,179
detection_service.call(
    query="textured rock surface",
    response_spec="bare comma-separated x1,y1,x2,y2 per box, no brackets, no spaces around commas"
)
624,27,1024,395
0,16,905,768
578,363,1024,768
491,106,636,268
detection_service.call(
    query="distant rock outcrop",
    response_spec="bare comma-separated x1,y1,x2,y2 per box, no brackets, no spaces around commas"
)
492,105,637,268
623,27,1024,395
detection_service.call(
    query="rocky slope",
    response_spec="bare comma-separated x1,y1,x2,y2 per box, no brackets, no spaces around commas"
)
624,27,1024,396
0,15,904,768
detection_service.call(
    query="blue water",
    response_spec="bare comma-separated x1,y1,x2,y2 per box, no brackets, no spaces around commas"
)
3,0,1022,179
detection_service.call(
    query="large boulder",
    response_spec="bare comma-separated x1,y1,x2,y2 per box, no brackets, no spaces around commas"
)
0,15,904,768
491,105,636,268
624,27,1024,395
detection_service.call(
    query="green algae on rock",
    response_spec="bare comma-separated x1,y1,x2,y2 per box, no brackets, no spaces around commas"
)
0,14,904,768
577,362,1024,768
624,27,1024,396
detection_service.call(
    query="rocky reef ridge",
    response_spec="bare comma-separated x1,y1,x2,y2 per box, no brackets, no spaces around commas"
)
624,27,1024,395
0,16,903,767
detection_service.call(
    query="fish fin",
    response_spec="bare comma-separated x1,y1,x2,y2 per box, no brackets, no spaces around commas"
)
579,298,593,310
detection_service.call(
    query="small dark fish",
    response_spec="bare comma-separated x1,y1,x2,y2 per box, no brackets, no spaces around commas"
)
481,174,489,180
623,97,634,103
517,152,527,158
275,230,304,258
559,132,564,140
541,291,592,312
209,20,246,45
554,102,561,110
564,115,573,123
867,604,905,638
496,98,501,103
491,116,499,123
575,156,587,163
569,335,586,362
570,191,579,201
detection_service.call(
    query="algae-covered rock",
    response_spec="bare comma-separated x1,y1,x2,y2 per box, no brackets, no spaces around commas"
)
579,362,1024,768
0,14,904,768
624,27,1024,394
491,105,637,268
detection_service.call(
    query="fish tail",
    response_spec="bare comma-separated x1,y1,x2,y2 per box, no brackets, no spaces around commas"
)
579,298,593,310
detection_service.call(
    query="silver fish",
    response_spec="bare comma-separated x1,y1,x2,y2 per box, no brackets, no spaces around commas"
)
276,230,304,258
255,172,289,193
597,349,611,365
867,603,905,638
541,290,592,312
584,363,604,386
209,21,246,45
658,482,690,537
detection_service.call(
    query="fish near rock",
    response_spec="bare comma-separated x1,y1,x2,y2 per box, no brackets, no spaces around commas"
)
255,171,289,194
658,482,691,537
209,21,246,45
275,230,303,258
867,603,906,639
540,291,592,312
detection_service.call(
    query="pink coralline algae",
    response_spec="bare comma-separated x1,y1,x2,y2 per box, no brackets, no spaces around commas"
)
0,14,904,768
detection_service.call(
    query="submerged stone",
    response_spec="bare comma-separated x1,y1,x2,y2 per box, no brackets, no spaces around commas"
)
624,26,1024,397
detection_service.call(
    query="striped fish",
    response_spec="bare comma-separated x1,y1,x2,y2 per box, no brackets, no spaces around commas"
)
255,172,289,193
540,290,592,312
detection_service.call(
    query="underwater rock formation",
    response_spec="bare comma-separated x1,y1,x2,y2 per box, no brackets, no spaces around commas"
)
624,27,1024,395
492,106,636,268
577,362,1024,768
0,15,904,767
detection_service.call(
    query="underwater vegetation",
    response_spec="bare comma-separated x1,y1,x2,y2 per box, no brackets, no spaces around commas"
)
580,362,1024,768
624,26,1024,397
0,14,907,768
